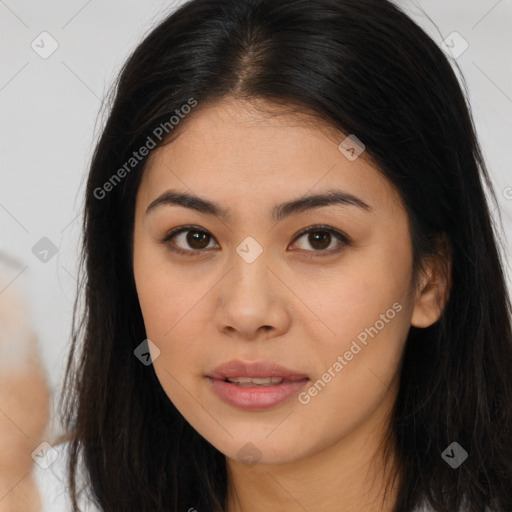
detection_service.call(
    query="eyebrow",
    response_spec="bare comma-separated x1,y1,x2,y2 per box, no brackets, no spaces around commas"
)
145,188,372,222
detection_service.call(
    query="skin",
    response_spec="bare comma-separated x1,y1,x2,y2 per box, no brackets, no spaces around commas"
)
0,369,48,512
132,97,450,512
0,280,49,512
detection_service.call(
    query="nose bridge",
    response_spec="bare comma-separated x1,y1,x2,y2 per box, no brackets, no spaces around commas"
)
213,236,289,338
229,235,271,298
235,234,267,270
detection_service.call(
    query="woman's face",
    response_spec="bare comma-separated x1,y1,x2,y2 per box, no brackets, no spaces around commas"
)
132,98,436,467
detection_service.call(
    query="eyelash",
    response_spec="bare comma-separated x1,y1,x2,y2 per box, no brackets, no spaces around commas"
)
159,224,351,258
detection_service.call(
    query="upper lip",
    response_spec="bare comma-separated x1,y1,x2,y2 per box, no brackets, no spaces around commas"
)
207,359,309,381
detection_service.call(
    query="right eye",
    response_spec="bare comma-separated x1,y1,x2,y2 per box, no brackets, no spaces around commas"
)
160,226,220,256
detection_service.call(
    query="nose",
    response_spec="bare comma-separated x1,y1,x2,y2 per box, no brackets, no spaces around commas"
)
213,249,292,341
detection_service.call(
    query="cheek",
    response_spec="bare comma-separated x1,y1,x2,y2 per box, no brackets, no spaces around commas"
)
135,268,206,346
132,243,215,394
291,270,411,446
133,260,208,414
133,232,200,337
294,231,414,388
297,242,412,340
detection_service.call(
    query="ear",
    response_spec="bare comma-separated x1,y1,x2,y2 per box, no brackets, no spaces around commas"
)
411,234,452,328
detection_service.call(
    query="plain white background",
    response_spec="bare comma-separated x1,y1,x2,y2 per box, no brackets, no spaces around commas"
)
1,0,511,437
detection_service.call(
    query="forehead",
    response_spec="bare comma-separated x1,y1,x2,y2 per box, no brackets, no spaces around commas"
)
137,98,403,217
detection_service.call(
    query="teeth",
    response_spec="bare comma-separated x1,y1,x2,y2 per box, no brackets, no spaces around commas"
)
226,377,284,386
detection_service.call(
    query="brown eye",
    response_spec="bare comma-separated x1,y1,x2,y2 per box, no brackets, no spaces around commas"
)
162,226,219,255
290,226,350,256
307,231,331,250
186,230,211,249
161,224,350,258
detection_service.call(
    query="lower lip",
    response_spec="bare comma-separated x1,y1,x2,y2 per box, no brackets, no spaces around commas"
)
207,377,309,410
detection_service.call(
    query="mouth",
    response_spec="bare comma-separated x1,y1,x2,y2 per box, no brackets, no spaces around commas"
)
222,376,292,387
207,358,309,381
206,359,310,410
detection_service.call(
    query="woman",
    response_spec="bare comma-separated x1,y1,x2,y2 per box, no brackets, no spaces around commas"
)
55,0,512,510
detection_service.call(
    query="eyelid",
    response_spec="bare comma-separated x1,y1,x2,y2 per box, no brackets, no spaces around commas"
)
160,224,351,257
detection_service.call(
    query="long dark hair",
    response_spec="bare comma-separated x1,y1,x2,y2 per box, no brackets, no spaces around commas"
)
61,0,512,510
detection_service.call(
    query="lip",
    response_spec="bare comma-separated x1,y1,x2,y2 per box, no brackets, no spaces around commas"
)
206,359,309,410
207,359,309,381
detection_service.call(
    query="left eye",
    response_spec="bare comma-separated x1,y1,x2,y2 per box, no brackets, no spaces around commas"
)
290,226,350,256
161,225,350,257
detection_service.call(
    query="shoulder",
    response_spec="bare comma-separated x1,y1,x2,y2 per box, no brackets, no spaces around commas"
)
32,440,100,512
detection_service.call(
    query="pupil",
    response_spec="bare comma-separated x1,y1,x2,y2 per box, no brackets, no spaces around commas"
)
310,231,330,250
